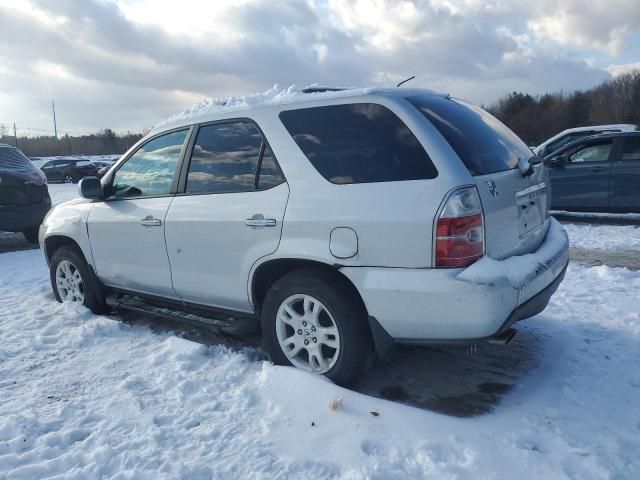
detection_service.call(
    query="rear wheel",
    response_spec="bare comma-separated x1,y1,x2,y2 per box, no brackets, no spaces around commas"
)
261,268,371,386
63,174,75,184
22,226,39,243
50,245,109,314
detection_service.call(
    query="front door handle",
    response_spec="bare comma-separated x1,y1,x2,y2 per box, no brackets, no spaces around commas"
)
245,214,276,227
589,167,606,172
140,215,162,227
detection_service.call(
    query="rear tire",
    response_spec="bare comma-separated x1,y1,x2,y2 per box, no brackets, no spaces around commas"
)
63,174,75,184
50,245,109,314
22,226,40,243
261,268,372,386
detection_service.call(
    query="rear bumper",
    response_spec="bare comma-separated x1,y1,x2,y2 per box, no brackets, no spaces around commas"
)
0,198,51,232
341,219,569,341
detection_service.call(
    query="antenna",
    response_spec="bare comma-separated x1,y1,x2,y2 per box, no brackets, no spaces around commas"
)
396,75,416,88
52,100,58,139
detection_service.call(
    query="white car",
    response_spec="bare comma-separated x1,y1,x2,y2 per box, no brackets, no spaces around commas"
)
534,124,637,157
40,87,569,385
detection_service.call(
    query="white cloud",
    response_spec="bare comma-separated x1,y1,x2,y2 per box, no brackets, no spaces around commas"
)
0,0,637,134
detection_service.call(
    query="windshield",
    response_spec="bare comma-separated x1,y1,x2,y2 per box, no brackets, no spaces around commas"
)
408,95,532,176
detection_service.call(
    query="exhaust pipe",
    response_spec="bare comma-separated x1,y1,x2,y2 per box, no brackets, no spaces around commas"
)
488,328,517,346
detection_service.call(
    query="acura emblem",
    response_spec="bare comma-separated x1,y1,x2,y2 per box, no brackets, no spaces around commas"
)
486,180,499,198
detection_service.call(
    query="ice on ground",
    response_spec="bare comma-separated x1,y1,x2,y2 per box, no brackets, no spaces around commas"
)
1,248,639,478
47,183,80,205
459,218,568,287
563,222,640,251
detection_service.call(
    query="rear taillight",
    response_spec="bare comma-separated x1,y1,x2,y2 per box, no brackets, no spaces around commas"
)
435,187,484,268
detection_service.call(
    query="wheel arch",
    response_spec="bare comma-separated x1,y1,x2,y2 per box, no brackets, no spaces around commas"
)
250,258,367,317
44,235,86,265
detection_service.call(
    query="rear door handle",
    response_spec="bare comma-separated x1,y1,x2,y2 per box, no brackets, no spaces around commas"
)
589,167,606,172
245,214,276,227
140,215,162,227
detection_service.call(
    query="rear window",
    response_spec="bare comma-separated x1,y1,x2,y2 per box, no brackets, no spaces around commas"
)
408,95,532,176
279,103,437,184
0,146,37,174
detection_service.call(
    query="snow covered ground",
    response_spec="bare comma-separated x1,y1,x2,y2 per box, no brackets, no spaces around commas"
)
0,250,639,478
562,223,640,250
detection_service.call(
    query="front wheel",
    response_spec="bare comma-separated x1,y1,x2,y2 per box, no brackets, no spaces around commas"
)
22,226,40,243
50,245,109,314
63,174,75,184
261,269,372,386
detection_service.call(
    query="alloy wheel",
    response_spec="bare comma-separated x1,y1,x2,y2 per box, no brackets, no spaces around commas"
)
55,260,85,303
275,294,341,374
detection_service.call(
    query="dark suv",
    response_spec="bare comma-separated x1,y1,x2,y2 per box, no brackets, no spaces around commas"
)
545,132,640,212
40,158,99,183
0,144,51,242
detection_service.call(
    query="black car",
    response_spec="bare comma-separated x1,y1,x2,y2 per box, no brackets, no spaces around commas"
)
40,158,99,183
0,144,52,242
545,132,640,212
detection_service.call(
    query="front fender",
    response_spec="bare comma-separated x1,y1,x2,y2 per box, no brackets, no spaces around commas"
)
40,199,95,267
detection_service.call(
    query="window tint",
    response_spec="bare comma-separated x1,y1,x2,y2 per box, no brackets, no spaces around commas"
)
257,144,285,189
622,136,640,161
568,140,613,163
547,132,593,154
111,129,187,198
186,121,263,193
408,95,532,176
279,103,437,184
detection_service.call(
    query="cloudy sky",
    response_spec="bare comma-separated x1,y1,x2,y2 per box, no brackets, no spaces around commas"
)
1,0,639,136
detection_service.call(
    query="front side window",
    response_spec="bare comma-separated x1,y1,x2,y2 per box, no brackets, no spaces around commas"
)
186,121,285,194
279,103,437,184
568,140,613,163
547,132,592,154
622,137,640,161
111,129,188,198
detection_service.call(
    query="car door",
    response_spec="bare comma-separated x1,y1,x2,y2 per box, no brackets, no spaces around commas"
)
40,161,61,182
546,137,614,210
164,120,289,312
87,128,190,298
610,135,640,211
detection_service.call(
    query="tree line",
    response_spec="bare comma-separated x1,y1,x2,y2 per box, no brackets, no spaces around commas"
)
487,70,640,146
0,128,144,157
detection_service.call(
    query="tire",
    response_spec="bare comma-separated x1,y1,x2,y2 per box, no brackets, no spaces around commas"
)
22,226,40,243
50,245,109,314
63,174,75,184
261,268,372,386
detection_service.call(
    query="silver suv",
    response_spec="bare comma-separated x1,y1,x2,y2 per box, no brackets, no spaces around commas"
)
40,87,569,386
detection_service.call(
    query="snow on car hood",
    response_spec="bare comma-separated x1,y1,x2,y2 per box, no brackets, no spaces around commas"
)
458,217,569,288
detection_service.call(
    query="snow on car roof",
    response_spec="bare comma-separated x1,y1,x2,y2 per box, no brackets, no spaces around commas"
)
152,84,445,133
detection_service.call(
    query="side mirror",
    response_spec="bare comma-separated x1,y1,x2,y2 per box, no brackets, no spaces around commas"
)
78,177,102,199
550,155,566,168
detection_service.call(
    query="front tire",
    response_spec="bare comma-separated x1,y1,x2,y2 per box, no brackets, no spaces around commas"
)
22,226,40,243
63,174,75,184
50,245,108,314
261,268,372,386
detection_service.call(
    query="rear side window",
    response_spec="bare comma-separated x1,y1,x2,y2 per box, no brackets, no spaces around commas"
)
622,136,640,161
279,103,437,184
408,95,532,176
185,120,285,194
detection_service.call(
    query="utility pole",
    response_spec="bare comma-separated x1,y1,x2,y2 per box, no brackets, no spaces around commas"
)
52,100,58,139
13,123,18,148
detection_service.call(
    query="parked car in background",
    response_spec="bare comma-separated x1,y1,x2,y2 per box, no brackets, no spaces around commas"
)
0,144,51,242
534,124,637,157
40,87,569,386
545,132,640,212
40,158,99,183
